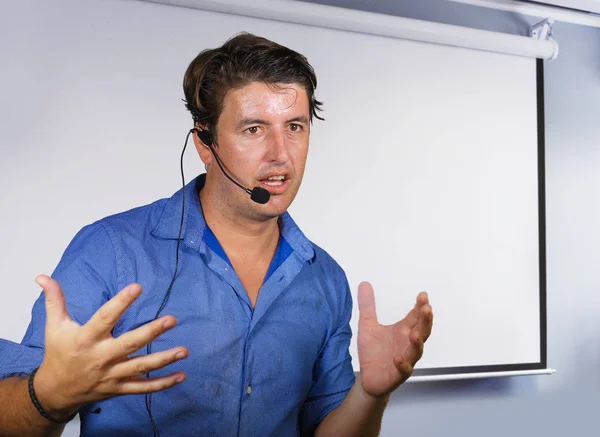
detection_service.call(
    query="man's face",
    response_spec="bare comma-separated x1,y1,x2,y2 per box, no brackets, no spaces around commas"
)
200,81,311,221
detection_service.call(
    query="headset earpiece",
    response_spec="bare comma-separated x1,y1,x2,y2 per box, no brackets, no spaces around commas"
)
194,128,213,147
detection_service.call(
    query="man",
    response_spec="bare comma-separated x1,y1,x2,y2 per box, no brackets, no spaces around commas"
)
0,33,432,437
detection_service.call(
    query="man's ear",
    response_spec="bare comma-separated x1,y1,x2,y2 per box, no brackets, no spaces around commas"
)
192,125,213,166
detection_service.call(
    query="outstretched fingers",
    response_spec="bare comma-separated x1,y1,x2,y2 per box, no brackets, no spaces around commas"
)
403,300,433,365
82,283,143,340
404,291,430,328
110,316,179,357
109,347,189,380
404,329,425,364
118,372,187,395
416,298,434,342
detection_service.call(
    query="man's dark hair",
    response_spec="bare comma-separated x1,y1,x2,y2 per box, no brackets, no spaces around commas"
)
183,32,323,143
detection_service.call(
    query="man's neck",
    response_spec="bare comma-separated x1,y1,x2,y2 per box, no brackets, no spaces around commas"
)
199,189,280,259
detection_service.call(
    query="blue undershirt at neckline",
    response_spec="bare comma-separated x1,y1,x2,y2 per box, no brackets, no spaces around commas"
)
202,226,293,284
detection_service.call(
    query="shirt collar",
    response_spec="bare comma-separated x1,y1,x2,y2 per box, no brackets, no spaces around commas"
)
151,174,315,261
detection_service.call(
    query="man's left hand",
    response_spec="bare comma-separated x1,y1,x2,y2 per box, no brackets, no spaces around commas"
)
357,282,433,398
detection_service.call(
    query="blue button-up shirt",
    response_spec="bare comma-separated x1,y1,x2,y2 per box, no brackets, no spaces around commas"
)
0,174,356,437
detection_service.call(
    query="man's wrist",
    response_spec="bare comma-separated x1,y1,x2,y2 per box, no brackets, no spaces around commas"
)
30,366,79,422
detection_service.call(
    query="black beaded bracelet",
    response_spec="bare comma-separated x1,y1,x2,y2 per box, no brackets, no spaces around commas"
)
28,367,78,424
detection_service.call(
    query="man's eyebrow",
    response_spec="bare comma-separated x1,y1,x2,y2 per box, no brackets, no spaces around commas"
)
236,116,309,129
286,116,309,124
236,118,268,129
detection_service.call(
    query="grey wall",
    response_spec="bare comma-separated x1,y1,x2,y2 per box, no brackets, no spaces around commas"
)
300,0,600,435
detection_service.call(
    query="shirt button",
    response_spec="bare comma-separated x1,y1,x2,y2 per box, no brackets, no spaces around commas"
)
246,386,252,395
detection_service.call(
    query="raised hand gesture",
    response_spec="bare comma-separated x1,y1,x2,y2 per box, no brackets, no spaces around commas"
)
32,275,188,420
357,282,433,398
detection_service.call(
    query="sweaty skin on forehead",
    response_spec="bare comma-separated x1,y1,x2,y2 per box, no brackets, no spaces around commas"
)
227,83,307,124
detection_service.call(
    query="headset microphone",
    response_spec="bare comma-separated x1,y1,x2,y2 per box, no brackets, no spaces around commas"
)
194,128,271,205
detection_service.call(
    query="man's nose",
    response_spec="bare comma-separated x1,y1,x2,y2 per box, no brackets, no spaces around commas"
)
265,128,290,163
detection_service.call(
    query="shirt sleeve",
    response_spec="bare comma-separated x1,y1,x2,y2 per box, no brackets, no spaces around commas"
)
299,270,356,436
0,221,119,380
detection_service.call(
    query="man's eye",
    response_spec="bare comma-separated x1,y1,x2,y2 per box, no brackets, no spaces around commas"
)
246,126,259,134
289,124,302,132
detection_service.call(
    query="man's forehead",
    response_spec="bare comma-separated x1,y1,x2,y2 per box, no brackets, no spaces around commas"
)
224,82,309,118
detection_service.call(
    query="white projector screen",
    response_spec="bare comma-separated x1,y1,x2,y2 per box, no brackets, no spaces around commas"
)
0,0,546,379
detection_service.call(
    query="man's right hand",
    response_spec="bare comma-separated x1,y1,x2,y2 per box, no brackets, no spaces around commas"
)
32,275,188,420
